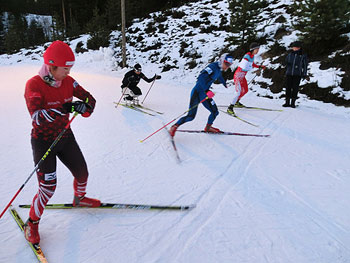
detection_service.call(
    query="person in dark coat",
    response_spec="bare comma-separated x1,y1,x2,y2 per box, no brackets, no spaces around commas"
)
283,41,308,108
121,63,161,105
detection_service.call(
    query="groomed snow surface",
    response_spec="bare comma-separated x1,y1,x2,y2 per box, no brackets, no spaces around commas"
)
0,63,350,263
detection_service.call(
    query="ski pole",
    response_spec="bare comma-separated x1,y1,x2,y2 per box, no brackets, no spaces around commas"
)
248,67,264,85
115,87,128,110
0,112,79,219
140,96,210,143
141,78,156,104
248,74,258,85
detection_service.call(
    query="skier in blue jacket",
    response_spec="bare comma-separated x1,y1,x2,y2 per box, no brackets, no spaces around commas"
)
169,54,233,137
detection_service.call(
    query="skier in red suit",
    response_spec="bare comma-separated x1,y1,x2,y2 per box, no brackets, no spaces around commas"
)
227,42,266,115
23,40,100,245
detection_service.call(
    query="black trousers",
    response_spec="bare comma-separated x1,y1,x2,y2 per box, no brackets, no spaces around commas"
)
286,75,301,99
32,131,88,183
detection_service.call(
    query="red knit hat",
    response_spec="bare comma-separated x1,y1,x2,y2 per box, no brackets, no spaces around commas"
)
44,40,75,67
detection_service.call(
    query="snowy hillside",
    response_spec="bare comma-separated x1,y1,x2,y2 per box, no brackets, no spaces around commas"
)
1,0,350,262
1,0,349,106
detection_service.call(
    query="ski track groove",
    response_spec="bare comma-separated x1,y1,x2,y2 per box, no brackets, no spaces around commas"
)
260,108,350,254
265,166,350,252
170,111,288,260
142,110,287,262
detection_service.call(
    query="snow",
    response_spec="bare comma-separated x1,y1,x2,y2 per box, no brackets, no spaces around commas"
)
0,0,350,261
0,54,350,263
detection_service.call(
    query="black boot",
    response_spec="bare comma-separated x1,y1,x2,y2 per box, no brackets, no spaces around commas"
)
282,97,290,107
291,98,296,108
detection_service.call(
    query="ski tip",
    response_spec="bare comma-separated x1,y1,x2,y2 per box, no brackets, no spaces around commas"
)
184,204,196,210
139,140,144,143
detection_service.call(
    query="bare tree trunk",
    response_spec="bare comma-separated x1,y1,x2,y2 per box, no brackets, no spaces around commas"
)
62,0,67,32
121,0,127,68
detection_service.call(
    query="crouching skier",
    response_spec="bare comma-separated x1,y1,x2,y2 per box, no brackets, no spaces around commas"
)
121,63,161,105
23,40,100,245
169,53,233,137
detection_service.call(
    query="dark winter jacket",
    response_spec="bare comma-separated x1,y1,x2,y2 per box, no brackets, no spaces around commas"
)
121,70,155,89
285,50,308,77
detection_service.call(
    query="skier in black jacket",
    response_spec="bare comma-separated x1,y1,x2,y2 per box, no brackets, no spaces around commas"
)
284,41,308,108
121,63,161,105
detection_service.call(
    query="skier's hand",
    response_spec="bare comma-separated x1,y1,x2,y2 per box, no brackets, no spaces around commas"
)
206,90,215,99
154,74,161,80
260,65,266,70
63,101,91,114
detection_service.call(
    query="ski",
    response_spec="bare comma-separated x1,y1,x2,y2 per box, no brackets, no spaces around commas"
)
177,130,270,137
114,102,155,116
218,105,282,112
136,104,164,114
164,126,181,163
19,203,194,211
219,110,259,127
9,206,48,263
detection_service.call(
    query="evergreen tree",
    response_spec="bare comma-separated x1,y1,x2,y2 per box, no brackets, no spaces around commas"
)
4,14,28,53
228,0,267,48
86,6,110,50
293,0,350,54
67,17,81,37
0,14,5,54
106,0,121,30
27,19,46,47
51,12,66,40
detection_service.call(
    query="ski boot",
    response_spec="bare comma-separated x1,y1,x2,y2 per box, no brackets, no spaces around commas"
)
24,218,40,244
133,97,140,106
204,124,221,133
73,195,101,207
123,95,133,106
227,104,236,116
234,101,245,107
169,124,179,137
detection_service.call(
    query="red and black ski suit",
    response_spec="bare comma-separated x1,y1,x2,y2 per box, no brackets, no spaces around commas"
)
24,74,96,221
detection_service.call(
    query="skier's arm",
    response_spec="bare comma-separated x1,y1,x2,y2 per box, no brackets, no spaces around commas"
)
141,73,155,83
217,75,227,88
25,78,66,126
302,55,308,77
121,71,133,88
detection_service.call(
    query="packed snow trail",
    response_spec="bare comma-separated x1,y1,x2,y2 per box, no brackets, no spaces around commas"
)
0,65,350,263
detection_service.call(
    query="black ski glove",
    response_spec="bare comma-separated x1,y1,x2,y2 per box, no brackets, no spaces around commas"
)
154,74,161,80
63,101,90,114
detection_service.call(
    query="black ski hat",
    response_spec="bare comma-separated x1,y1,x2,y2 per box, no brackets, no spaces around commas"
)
134,63,142,71
291,41,302,48
249,42,260,51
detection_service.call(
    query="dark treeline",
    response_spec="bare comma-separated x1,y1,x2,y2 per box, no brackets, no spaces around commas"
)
0,0,195,53
0,0,193,26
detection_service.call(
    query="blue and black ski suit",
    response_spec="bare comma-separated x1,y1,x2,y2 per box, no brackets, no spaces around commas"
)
176,61,227,126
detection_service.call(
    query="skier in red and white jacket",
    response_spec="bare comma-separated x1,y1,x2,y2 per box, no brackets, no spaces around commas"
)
227,42,266,116
24,40,100,245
